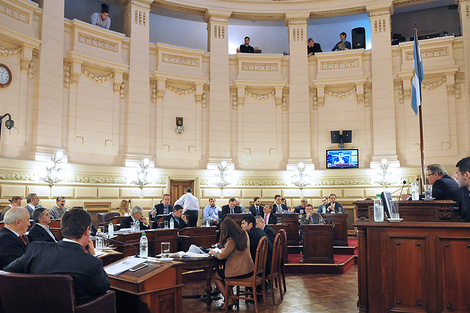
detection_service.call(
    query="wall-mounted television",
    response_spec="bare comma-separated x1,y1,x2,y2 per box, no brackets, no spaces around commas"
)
326,149,359,169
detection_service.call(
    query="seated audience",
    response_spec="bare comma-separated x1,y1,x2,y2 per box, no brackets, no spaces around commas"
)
25,193,40,218
235,198,246,212
456,157,470,221
294,198,308,215
249,197,263,216
273,194,288,213
204,197,221,225
332,32,351,51
307,38,322,57
261,204,278,225
255,216,276,246
1,196,22,220
208,219,254,309
241,215,273,275
0,207,30,269
28,208,57,243
117,199,130,216
318,194,344,213
155,205,188,229
150,194,173,223
48,196,67,220
317,196,329,214
220,198,243,221
90,3,111,30
5,209,110,305
237,36,254,53
120,206,150,231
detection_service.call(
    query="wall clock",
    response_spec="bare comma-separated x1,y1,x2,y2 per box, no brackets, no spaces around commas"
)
0,64,12,88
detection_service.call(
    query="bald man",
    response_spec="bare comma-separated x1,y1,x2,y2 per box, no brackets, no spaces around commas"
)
0,207,30,268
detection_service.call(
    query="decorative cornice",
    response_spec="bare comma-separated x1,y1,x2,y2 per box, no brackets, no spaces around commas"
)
241,62,278,71
405,48,448,60
78,33,119,53
321,59,359,70
69,176,126,184
0,172,34,181
368,8,391,17
162,53,199,67
0,1,30,24
130,0,151,9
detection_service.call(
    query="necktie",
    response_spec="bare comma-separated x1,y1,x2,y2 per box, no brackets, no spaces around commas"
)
20,235,28,245
230,209,234,214
264,214,267,224
164,206,168,214
310,216,313,224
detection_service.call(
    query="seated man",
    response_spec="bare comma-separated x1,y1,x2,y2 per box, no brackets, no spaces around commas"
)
150,194,173,223
156,205,188,230
5,209,110,305
241,215,273,275
318,194,344,214
48,196,67,220
317,196,329,214
28,208,57,243
307,38,322,57
204,198,221,225
273,194,288,214
90,3,111,30
120,206,150,231
25,193,40,218
1,196,22,220
261,204,278,225
220,198,242,221
300,204,321,225
332,32,352,51
294,198,308,215
255,216,276,246
249,197,263,216
237,36,254,53
235,198,246,212
0,207,30,269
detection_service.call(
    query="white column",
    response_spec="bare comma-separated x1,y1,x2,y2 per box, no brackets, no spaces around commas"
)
367,2,400,167
459,0,470,153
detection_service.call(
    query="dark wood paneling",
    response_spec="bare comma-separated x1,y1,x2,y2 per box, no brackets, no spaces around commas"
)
302,225,334,263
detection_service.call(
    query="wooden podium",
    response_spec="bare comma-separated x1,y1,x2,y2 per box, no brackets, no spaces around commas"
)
302,224,334,263
322,213,348,246
276,213,300,245
178,227,217,251
107,260,183,313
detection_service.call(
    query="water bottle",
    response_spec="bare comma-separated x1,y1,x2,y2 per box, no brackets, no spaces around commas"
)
169,217,174,229
373,194,384,222
411,180,419,200
108,221,114,237
95,228,104,249
139,233,148,258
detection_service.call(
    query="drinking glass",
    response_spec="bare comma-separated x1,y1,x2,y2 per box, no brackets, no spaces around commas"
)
391,200,400,219
130,222,136,232
164,221,169,229
161,242,170,259
424,184,433,199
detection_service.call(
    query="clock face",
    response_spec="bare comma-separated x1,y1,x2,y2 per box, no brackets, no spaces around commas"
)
0,64,12,88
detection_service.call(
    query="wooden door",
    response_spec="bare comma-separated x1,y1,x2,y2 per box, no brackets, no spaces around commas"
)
170,180,194,204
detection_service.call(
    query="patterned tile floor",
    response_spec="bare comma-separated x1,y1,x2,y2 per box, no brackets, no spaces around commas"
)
182,265,358,313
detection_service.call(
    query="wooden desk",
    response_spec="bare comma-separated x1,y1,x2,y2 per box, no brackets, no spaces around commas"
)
107,259,183,313
355,221,470,313
178,227,217,252
322,213,348,246
223,213,247,225
302,224,334,264
99,250,124,266
113,229,179,257
276,213,300,246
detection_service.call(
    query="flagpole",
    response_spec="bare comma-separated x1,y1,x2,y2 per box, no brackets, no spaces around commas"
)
414,23,426,190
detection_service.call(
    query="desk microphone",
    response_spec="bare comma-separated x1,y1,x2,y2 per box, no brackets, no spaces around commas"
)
108,237,139,258
398,180,408,200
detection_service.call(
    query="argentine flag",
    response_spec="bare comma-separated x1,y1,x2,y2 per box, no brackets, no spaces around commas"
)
411,31,424,115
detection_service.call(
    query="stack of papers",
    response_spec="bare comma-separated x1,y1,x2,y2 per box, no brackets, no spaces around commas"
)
105,256,146,275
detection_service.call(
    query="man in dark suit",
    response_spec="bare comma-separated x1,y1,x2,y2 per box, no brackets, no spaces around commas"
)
455,157,470,221
318,194,344,213
220,198,242,221
0,207,30,269
294,199,308,215
307,38,322,56
149,194,173,223
237,36,254,53
261,204,278,225
155,205,188,230
273,194,288,214
5,209,110,305
426,164,461,207
120,206,150,231
241,215,273,275
28,207,57,243
249,197,263,216
255,216,276,246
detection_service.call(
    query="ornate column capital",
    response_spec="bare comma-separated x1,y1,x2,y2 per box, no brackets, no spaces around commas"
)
366,1,393,17
283,13,309,26
203,10,231,24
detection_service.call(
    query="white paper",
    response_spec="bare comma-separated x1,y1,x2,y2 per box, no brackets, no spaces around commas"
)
94,249,107,257
105,256,147,276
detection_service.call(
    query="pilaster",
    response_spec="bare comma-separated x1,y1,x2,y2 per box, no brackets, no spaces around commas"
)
459,0,470,153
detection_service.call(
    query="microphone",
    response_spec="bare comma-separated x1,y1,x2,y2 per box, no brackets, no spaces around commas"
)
108,237,139,258
398,180,408,200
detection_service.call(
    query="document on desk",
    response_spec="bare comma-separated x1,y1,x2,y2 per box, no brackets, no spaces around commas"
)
105,256,146,276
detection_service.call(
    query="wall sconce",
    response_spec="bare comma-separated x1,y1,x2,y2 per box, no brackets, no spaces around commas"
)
214,161,230,198
291,162,311,198
0,113,14,138
41,151,66,187
375,158,394,188
131,158,150,189
175,117,184,135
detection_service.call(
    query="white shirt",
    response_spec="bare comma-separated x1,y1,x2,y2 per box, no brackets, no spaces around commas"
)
174,193,199,213
90,12,111,30
37,223,57,242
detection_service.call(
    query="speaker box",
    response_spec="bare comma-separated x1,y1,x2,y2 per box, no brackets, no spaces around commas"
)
342,130,352,143
330,131,340,144
352,27,365,49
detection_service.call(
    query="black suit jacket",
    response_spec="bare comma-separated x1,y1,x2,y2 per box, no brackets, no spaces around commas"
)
460,187,470,221
249,205,263,216
247,227,273,274
263,225,277,246
432,175,461,208
155,214,188,230
220,205,242,221
261,212,279,225
120,216,150,231
0,227,27,269
239,44,254,53
5,241,110,305
272,203,287,214
27,224,57,243
307,43,322,55
149,204,173,222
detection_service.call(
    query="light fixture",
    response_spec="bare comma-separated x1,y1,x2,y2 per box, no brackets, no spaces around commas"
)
214,161,230,198
175,117,184,135
41,151,66,187
375,158,394,188
291,162,311,197
0,113,14,138
131,158,150,188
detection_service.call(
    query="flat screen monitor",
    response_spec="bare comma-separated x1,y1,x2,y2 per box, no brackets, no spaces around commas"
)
326,149,359,169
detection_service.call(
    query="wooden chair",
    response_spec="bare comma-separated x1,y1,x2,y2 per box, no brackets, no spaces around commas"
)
0,270,116,313
224,237,268,313
266,233,283,304
278,228,287,294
